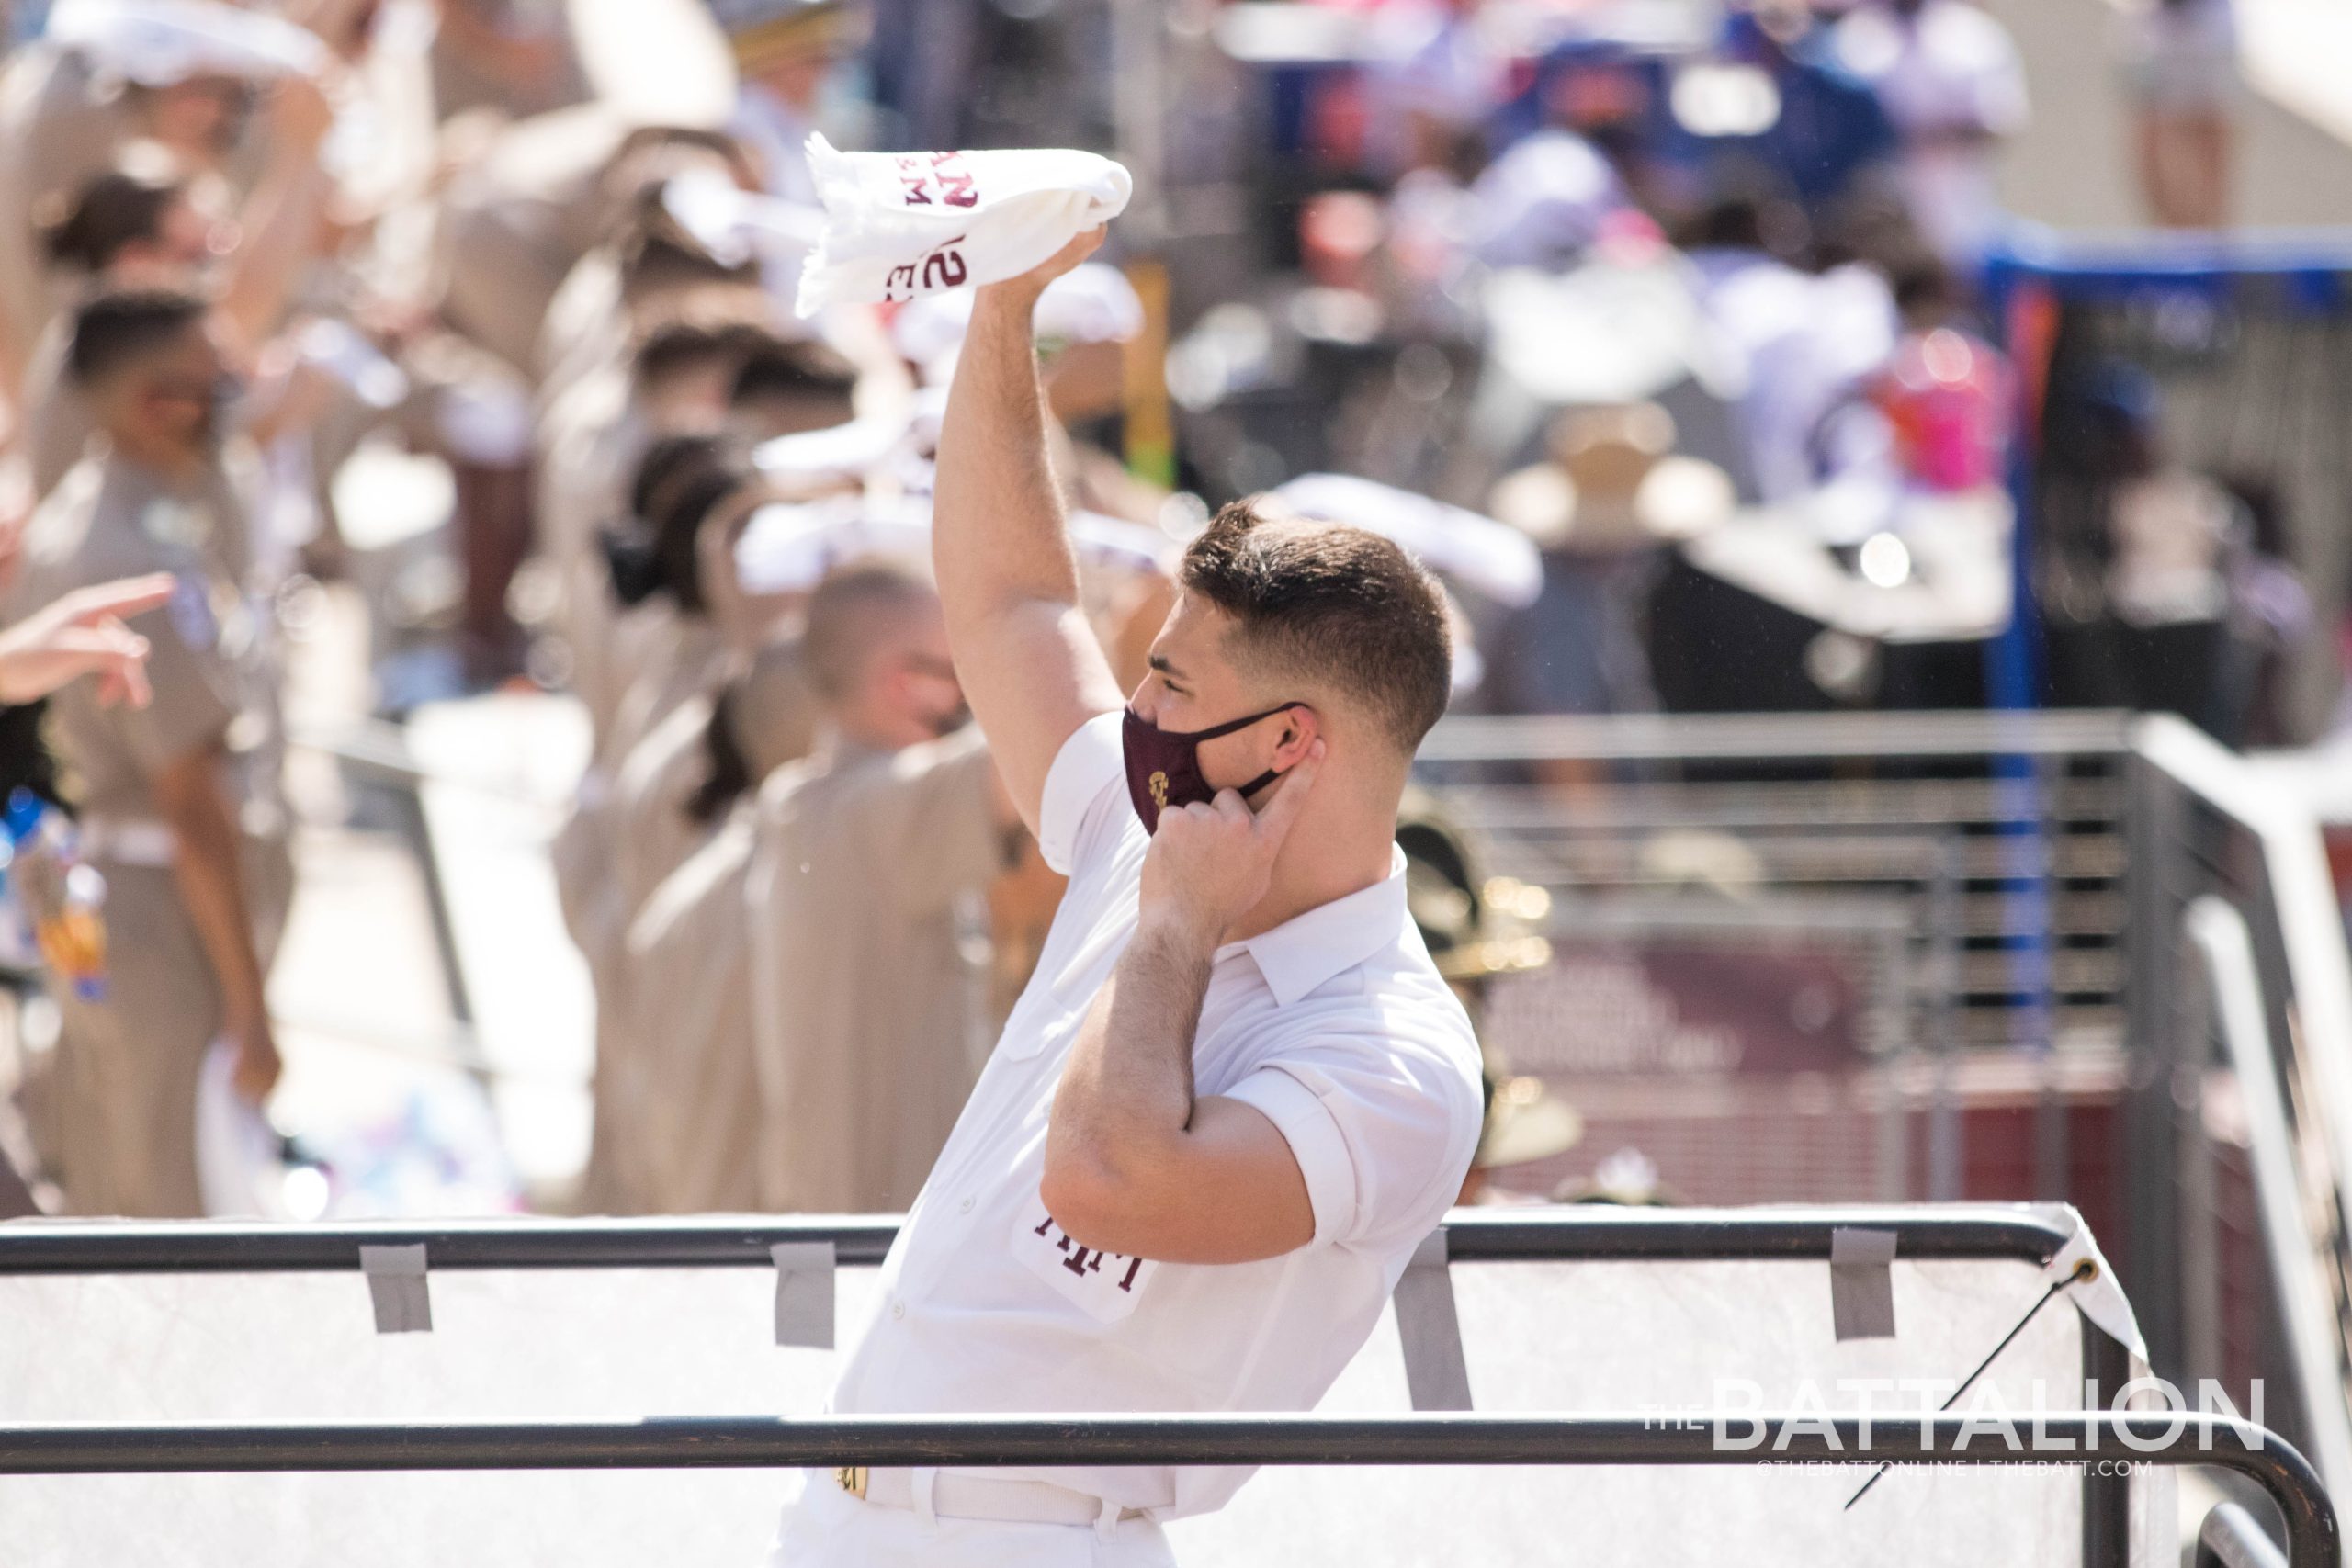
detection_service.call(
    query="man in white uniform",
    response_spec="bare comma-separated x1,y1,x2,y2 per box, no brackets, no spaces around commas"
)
765,230,1485,1562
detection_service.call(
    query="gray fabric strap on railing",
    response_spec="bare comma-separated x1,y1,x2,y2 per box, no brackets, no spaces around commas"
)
772,1241,836,1348
359,1244,432,1335
1394,1228,1473,1411
1830,1226,1898,1340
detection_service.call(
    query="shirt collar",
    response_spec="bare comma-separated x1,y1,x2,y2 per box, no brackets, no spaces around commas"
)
1219,845,1410,1008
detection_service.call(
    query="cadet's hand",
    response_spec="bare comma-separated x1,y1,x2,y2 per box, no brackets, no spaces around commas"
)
230,1014,283,1106
1136,741,1324,950
979,226,1107,307
0,574,174,706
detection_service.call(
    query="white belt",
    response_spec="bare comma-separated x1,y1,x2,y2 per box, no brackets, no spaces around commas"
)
77,817,177,868
843,1467,1145,1530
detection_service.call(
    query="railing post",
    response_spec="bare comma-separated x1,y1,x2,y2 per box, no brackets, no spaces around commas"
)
2120,750,2188,1374
2081,1323,2133,1568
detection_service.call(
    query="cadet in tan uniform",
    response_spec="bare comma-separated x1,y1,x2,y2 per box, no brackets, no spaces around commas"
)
0,7,316,398
564,430,774,1208
8,287,294,1217
614,636,814,1213
21,84,336,502
539,297,780,742
746,557,1016,1213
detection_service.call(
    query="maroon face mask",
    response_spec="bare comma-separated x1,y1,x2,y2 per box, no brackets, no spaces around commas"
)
1123,703,1308,833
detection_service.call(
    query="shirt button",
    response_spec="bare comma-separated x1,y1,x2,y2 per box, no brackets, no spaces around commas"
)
891,1300,907,1321
958,1196,974,1214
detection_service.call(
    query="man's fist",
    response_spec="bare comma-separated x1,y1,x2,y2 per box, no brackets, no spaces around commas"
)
981,226,1108,305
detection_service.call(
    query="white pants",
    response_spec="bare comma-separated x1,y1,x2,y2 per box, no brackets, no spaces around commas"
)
765,1471,1179,1568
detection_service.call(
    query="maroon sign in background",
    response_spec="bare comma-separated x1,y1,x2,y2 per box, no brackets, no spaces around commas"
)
1481,941,1878,1080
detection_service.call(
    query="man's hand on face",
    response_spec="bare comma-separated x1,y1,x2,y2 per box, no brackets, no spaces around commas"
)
1136,740,1324,950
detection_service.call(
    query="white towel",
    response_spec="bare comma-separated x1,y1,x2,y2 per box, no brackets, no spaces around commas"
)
794,135,1132,319
47,0,327,86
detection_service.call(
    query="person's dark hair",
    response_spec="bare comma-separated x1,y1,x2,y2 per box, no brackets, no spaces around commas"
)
686,681,758,826
729,337,860,413
65,285,209,388
1179,502,1452,756
42,166,182,275
1673,181,1807,260
604,432,758,613
615,183,760,303
629,297,780,389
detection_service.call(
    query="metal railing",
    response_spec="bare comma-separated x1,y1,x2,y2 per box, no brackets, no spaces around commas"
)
2182,897,2352,1524
2202,1499,2294,1568
0,1203,2074,1273
0,1413,2332,1566
0,1206,2149,1562
1411,710,2352,1469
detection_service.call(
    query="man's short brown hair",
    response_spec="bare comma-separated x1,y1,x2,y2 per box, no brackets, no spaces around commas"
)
1178,501,1452,756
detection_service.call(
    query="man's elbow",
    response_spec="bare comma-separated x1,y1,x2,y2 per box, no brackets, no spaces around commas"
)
1039,1144,1158,1256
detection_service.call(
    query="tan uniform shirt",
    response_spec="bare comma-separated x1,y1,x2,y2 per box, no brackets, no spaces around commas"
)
0,47,136,385
432,102,627,377
22,315,91,503
616,807,763,1212
532,359,642,744
8,454,293,1217
747,727,1004,1213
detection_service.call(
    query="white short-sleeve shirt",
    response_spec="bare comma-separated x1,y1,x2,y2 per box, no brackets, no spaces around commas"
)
827,712,1485,1518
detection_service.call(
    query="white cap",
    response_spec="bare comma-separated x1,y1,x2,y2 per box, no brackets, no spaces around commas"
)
892,262,1144,379
48,0,328,85
734,495,932,595
752,412,915,491
736,491,1172,594
568,0,740,130
1265,472,1544,609
662,170,827,272
1067,509,1175,574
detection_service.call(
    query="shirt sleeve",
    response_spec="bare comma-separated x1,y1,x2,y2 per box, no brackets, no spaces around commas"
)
1035,710,1127,877
1220,1019,1484,1253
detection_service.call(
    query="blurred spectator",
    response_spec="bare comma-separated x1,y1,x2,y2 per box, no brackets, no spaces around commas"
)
1679,1,1898,220
1363,0,1502,184
2118,0,2239,229
1831,0,2029,271
1487,403,1735,794
718,0,865,209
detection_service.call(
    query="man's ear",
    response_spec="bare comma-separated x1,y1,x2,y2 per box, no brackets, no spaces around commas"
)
1274,705,1319,767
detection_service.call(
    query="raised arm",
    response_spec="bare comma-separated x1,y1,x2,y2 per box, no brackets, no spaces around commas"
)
931,231,1126,837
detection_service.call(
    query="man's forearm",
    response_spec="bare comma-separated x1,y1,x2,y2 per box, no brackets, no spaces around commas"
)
218,162,331,356
158,759,269,1031
1042,919,1213,1214
932,286,1082,624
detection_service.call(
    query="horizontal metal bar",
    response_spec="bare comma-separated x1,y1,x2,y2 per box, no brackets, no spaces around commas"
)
0,1414,2332,1565
0,1206,2074,1274
1416,711,2135,764
1441,778,2125,834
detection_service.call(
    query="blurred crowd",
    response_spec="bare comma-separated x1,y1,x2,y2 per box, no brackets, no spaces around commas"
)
0,0,2305,1222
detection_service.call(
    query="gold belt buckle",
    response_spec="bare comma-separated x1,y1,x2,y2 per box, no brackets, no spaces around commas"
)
834,1465,869,1500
